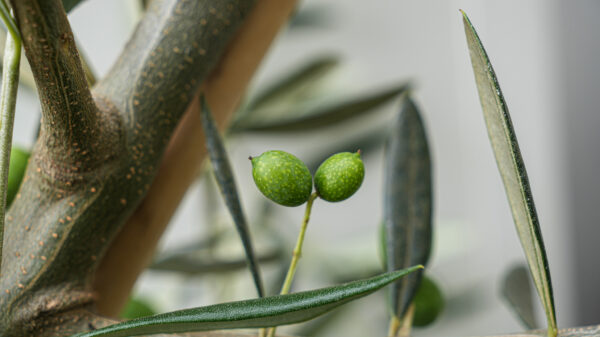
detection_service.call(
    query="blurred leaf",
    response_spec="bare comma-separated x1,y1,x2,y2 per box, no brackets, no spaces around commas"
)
199,97,264,297
150,250,281,275
120,298,157,320
383,97,432,322
443,282,488,319
231,56,340,130
74,266,423,337
153,229,226,263
288,4,334,30
502,264,538,330
461,11,556,336
200,167,222,228
231,84,409,133
379,221,387,269
7,146,29,207
246,56,339,112
62,0,86,12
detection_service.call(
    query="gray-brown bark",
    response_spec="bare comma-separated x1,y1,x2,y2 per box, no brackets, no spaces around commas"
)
92,0,299,317
0,0,255,335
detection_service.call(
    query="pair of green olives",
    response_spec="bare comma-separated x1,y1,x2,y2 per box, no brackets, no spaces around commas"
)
250,150,364,206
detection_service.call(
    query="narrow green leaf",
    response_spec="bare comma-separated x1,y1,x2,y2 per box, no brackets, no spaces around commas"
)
231,84,409,133
199,97,264,297
502,264,538,330
73,266,423,337
383,97,433,321
461,11,556,337
150,250,281,275
288,4,333,30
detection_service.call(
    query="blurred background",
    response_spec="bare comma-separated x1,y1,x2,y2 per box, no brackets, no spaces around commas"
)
10,0,600,336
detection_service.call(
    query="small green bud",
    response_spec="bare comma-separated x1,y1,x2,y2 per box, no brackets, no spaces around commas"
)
413,275,444,327
251,150,312,207
314,151,364,202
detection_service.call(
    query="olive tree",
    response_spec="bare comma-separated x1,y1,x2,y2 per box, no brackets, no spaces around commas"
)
3,1,599,337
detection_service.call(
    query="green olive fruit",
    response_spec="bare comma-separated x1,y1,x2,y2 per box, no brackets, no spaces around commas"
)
7,146,30,207
413,275,444,327
251,150,312,207
314,151,364,202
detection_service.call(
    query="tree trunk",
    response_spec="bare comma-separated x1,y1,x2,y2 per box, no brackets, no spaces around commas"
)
0,0,296,335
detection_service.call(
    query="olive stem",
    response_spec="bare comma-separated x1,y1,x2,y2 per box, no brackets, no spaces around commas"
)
266,191,319,337
388,315,401,337
0,1,20,276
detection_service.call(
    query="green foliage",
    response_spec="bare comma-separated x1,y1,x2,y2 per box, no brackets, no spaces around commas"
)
462,10,556,337
314,151,365,202
200,97,264,297
240,56,339,117
6,146,28,207
73,267,422,337
383,96,433,325
251,150,313,207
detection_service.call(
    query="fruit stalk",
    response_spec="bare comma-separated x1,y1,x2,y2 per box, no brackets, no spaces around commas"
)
280,191,318,294
266,191,318,337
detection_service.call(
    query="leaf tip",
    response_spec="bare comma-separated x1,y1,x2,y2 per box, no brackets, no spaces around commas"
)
459,10,474,28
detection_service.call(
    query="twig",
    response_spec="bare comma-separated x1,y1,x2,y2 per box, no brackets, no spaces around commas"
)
267,192,318,337
0,0,20,275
